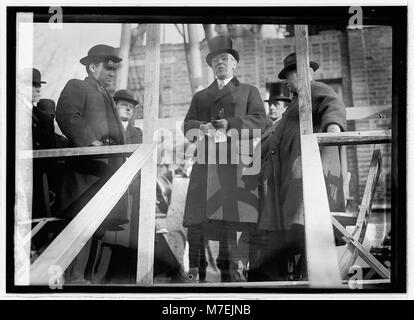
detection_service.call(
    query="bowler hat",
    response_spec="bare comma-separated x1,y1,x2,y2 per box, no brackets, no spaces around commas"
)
278,52,319,79
206,36,240,67
80,44,122,66
265,82,291,103
113,90,138,106
37,98,56,116
32,68,46,85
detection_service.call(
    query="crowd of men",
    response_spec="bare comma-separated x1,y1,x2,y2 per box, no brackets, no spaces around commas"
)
27,34,346,284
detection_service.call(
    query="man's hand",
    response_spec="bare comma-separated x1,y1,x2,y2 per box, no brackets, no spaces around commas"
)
211,118,229,131
326,124,341,133
90,140,104,146
200,123,215,137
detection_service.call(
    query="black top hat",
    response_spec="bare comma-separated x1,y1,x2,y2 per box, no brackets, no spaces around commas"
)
113,90,138,106
32,68,46,85
265,82,291,103
206,36,240,67
37,98,56,116
80,44,122,66
278,52,319,79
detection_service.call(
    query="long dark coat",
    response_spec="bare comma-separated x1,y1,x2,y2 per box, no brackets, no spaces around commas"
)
183,77,267,228
31,107,56,219
257,80,347,232
55,76,126,219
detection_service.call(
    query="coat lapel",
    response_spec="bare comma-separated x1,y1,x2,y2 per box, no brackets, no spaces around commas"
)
84,76,126,144
206,77,240,102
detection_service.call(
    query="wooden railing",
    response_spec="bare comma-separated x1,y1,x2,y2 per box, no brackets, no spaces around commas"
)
19,144,155,285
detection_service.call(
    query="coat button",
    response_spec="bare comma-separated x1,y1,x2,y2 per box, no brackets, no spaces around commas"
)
271,150,275,155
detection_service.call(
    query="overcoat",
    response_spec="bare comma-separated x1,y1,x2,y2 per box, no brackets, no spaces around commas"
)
257,80,347,232
55,76,126,219
182,77,267,227
31,107,57,219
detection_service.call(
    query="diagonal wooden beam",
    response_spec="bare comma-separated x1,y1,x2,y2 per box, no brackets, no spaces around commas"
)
25,144,155,285
339,149,382,278
332,217,390,279
301,134,342,287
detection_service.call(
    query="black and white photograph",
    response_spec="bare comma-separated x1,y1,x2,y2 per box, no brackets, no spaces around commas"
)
2,2,409,300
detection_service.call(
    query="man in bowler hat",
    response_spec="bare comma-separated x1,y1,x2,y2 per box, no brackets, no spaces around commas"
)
251,52,346,281
183,35,267,282
56,44,127,284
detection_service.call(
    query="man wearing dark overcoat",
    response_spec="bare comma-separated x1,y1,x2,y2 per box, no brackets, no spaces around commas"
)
183,36,267,282
55,44,126,283
250,52,347,281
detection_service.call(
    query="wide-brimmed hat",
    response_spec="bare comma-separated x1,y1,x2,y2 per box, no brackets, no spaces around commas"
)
32,68,46,85
265,82,291,103
113,89,138,106
80,44,122,66
206,36,240,67
278,52,319,79
37,98,56,116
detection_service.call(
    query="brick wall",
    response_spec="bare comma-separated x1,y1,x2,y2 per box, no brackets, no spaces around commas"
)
347,26,392,209
127,26,392,211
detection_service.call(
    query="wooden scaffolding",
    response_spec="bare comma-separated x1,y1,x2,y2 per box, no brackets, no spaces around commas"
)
17,24,391,288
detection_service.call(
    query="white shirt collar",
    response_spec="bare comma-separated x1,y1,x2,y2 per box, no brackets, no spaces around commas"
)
217,77,233,88
122,120,129,130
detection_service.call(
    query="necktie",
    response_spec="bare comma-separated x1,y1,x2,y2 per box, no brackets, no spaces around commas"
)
218,81,224,90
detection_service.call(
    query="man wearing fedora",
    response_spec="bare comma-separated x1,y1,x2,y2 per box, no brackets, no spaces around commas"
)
55,44,127,284
251,52,347,281
113,89,142,144
183,35,267,282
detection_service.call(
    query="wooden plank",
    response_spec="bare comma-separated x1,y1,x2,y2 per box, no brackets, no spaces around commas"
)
294,25,313,135
26,144,154,285
19,144,140,160
346,106,391,121
332,217,390,279
316,130,391,146
301,134,342,287
339,149,383,279
136,24,161,285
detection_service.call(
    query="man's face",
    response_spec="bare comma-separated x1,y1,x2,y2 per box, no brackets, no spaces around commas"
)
32,84,41,104
90,60,117,87
116,100,134,121
269,100,288,121
285,70,298,93
211,53,237,80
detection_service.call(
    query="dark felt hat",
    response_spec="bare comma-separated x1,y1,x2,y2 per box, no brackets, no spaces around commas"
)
37,98,56,116
80,44,122,66
113,90,138,106
206,36,240,67
278,52,319,79
265,82,291,103
32,68,46,85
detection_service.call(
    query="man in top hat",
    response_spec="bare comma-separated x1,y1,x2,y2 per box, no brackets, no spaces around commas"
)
55,44,127,284
251,52,347,281
183,35,267,282
265,82,291,124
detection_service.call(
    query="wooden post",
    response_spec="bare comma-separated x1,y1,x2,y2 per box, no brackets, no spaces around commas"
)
116,24,132,90
15,12,34,285
294,25,313,135
136,24,161,285
295,25,341,287
187,24,203,93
